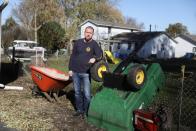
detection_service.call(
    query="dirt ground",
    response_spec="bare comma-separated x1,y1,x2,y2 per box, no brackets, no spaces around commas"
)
0,75,104,131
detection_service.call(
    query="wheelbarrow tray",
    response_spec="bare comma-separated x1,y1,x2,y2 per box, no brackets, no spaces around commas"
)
30,66,71,92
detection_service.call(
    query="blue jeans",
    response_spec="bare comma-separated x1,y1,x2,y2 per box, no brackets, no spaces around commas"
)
72,72,91,114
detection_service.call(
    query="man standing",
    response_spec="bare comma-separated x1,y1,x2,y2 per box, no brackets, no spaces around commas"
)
68,26,102,117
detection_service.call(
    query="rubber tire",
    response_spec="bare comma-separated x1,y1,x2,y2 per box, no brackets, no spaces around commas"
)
126,65,146,90
90,60,109,82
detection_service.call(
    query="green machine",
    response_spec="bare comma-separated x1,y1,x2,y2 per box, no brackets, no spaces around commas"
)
87,59,165,131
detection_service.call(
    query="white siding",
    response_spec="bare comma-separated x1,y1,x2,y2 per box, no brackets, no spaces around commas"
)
138,34,176,59
97,27,109,40
97,28,132,40
174,37,196,58
80,22,134,40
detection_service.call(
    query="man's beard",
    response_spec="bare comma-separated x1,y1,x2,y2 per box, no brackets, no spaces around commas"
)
85,37,92,42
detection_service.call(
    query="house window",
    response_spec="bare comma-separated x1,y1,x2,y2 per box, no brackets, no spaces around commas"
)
193,47,196,52
108,27,111,34
161,44,164,51
128,44,132,50
153,45,156,49
117,43,120,49
104,44,109,51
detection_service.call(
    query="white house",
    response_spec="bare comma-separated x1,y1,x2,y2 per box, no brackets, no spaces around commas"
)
79,19,140,41
174,35,196,58
111,32,176,59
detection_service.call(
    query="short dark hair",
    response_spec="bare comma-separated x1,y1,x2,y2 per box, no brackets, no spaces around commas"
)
85,26,94,33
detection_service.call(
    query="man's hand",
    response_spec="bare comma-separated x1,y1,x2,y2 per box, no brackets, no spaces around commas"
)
68,71,73,76
89,58,96,64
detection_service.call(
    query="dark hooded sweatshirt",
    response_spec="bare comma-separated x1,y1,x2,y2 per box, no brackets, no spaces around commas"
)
69,39,102,73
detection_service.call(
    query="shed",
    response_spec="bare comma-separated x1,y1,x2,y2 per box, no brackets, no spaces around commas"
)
111,32,176,59
174,34,196,58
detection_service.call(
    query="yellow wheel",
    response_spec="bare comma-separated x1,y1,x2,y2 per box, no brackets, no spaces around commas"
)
126,65,146,90
98,65,107,79
135,70,145,85
90,60,109,82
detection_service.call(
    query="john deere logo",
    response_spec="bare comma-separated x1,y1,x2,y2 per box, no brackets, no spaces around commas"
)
86,47,91,52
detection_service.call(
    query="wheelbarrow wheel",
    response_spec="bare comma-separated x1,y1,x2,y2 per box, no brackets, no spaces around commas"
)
126,65,146,90
90,60,109,82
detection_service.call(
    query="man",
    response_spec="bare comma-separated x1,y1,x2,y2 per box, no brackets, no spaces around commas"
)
68,26,102,117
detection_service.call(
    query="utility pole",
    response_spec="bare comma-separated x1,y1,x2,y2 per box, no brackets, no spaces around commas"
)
149,24,152,32
0,0,9,66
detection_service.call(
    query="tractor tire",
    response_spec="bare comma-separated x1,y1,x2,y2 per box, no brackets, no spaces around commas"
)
90,60,109,82
126,65,146,90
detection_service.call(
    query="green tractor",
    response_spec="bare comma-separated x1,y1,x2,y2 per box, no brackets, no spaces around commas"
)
88,56,165,131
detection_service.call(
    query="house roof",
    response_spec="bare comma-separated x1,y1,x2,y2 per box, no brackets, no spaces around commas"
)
79,19,141,31
189,35,196,42
111,31,176,43
176,34,196,46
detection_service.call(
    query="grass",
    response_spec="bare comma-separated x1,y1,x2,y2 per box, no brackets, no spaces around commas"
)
46,55,118,95
46,55,69,72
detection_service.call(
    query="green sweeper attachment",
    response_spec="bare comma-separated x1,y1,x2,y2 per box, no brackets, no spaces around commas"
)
87,62,165,131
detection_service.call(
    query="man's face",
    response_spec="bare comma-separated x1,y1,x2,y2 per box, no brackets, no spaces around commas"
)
84,28,94,42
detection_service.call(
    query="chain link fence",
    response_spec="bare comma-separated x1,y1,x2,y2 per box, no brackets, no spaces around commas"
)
150,70,196,131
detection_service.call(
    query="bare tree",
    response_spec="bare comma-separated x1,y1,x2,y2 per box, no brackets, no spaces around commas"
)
166,23,189,37
2,17,28,48
13,0,65,42
124,17,144,30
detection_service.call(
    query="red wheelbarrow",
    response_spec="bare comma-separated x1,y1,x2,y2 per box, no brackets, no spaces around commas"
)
30,65,72,102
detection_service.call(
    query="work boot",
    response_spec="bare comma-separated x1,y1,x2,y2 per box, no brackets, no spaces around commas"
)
72,111,83,117
81,114,87,120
